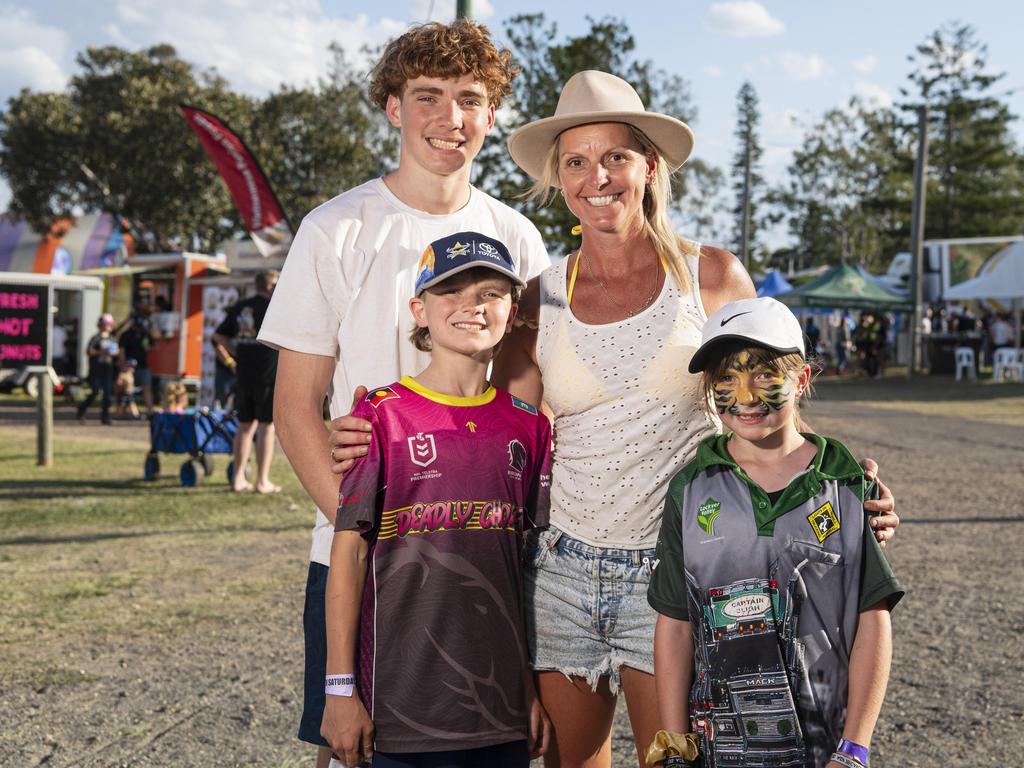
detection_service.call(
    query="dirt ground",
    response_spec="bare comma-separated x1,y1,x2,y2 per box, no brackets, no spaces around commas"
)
0,374,1022,767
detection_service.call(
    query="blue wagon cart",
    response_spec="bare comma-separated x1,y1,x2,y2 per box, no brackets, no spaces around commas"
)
145,408,239,486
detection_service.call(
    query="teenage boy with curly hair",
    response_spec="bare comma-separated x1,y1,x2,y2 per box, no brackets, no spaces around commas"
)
257,20,550,767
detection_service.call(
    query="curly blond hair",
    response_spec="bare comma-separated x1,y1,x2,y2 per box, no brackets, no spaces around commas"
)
368,19,519,110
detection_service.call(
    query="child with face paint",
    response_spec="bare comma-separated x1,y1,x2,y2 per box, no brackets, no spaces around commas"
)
645,298,903,768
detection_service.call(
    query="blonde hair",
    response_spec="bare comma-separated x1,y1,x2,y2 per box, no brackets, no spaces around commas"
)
162,381,189,412
526,123,698,294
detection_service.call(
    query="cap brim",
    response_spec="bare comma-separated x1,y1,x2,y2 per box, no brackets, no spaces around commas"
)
688,336,804,374
508,112,695,181
416,262,526,295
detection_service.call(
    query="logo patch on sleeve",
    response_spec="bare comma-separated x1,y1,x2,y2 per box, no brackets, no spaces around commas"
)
367,387,400,408
697,498,721,536
509,397,540,415
807,501,840,543
511,396,537,415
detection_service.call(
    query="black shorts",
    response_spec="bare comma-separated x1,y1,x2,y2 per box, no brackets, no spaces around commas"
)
234,375,274,423
299,562,330,747
371,740,529,767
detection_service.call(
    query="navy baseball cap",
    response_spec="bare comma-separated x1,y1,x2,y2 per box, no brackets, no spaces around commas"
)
414,231,526,295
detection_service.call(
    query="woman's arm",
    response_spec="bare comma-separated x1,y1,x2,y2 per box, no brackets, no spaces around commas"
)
653,614,693,733
492,277,544,409
697,245,757,317
321,530,374,766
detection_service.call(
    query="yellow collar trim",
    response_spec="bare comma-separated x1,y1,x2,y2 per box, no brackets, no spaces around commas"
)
400,375,497,407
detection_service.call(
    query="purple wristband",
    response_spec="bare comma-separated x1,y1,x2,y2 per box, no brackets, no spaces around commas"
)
837,739,869,766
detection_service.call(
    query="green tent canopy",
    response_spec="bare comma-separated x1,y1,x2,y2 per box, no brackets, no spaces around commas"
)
776,265,913,311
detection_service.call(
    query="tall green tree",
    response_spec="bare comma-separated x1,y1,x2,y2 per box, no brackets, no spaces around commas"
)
730,82,766,265
0,44,253,251
251,44,396,226
900,22,1024,238
774,100,913,272
475,14,705,257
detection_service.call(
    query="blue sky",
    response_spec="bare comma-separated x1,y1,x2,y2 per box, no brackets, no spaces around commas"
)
2,0,1022,249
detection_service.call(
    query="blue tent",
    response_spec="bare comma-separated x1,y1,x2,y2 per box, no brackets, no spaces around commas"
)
756,269,794,297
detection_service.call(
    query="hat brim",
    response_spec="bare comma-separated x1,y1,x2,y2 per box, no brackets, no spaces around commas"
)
416,262,526,296
688,336,805,374
508,111,695,181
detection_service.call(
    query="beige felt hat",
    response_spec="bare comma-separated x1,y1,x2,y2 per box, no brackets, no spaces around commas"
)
507,70,695,181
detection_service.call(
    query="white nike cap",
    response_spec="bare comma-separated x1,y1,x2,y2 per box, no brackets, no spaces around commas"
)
688,297,805,373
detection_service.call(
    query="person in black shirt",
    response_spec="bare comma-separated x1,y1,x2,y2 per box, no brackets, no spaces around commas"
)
213,270,280,492
118,314,154,415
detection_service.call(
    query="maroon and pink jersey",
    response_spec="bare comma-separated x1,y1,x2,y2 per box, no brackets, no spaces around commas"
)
336,376,552,753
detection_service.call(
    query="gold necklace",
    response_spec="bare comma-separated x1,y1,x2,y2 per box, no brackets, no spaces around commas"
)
580,249,660,318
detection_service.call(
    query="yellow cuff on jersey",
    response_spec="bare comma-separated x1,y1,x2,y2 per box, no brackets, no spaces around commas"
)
644,730,699,767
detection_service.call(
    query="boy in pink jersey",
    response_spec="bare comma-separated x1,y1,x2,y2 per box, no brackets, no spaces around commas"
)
322,232,552,768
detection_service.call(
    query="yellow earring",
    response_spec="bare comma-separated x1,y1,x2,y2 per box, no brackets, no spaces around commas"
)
571,224,582,236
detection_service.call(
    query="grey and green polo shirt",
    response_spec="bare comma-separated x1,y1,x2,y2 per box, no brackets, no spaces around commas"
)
648,433,902,767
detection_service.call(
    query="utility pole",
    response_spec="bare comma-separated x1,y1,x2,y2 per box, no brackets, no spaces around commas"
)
456,0,471,19
739,132,752,271
909,105,929,376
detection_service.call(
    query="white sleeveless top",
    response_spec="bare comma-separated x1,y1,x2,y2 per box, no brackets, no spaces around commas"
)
535,250,720,548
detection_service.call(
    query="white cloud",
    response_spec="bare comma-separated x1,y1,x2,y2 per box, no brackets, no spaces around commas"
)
706,2,784,38
108,0,409,95
851,81,893,109
851,55,878,74
0,5,69,96
704,65,723,78
778,51,830,81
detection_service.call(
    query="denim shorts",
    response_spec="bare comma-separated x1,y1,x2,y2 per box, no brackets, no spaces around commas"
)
524,527,657,693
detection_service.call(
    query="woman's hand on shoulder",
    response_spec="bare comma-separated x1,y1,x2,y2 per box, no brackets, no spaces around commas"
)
697,245,756,317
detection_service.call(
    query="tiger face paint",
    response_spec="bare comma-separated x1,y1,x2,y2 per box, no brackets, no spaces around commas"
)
712,349,793,416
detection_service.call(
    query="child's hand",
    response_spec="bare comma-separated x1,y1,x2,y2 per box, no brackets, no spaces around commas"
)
321,694,374,767
526,688,551,758
859,458,899,548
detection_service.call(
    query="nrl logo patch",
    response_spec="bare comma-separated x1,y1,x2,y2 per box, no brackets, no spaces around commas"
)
408,432,437,468
697,498,721,536
807,501,840,543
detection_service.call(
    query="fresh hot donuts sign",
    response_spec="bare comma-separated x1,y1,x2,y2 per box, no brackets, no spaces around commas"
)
0,283,49,366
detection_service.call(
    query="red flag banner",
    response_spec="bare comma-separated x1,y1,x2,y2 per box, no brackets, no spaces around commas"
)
180,105,293,259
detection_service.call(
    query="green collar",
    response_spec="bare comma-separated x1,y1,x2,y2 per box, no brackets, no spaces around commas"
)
689,432,863,535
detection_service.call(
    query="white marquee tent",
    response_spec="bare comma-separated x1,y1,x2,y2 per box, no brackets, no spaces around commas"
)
945,240,1024,349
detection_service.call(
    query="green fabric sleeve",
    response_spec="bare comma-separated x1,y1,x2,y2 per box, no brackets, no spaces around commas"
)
859,514,904,612
648,489,689,621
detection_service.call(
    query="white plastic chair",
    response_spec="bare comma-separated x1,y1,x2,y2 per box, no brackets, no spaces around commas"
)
954,346,976,381
992,347,1024,382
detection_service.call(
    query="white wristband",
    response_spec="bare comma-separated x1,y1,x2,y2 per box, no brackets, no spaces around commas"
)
325,673,355,697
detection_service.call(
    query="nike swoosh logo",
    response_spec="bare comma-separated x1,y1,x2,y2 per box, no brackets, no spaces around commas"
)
720,311,752,326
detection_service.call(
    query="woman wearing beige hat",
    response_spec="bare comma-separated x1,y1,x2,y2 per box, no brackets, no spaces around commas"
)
492,70,899,767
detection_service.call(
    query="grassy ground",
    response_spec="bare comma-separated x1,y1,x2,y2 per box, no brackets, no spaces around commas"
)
1,375,1023,766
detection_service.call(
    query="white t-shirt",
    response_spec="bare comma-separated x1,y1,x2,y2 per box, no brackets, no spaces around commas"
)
258,177,550,565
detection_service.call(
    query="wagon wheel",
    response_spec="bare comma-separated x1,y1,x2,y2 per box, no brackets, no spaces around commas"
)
179,458,207,487
144,452,161,481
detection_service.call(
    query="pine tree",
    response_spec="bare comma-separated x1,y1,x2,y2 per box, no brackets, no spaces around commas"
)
900,22,1024,238
731,82,765,266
